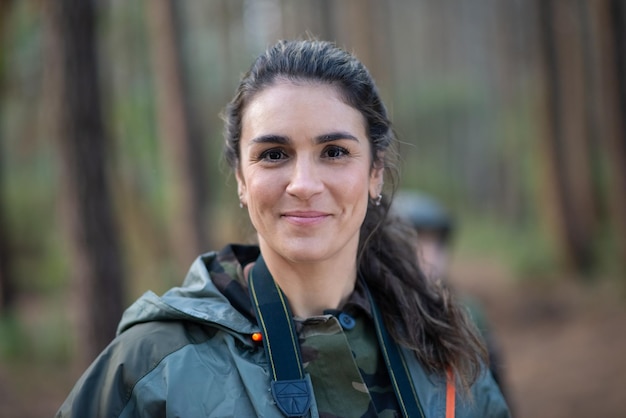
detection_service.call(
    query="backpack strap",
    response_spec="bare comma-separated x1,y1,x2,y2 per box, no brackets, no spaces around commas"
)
364,279,426,418
248,255,312,417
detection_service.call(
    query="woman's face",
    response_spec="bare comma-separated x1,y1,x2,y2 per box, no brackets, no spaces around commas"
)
236,81,383,265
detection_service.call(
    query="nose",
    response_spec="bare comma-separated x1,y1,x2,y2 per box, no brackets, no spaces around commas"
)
285,156,324,200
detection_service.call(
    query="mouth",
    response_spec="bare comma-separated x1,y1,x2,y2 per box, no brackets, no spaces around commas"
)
281,211,330,225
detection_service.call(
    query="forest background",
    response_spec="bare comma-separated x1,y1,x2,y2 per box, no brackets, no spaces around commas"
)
0,0,624,417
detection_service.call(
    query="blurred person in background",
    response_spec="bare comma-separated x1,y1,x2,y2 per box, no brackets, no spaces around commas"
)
392,190,509,402
56,40,509,417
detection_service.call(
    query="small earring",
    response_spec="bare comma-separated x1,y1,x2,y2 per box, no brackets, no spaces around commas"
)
239,201,244,209
374,194,382,206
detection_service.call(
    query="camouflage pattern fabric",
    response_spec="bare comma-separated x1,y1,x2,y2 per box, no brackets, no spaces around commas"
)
297,309,400,418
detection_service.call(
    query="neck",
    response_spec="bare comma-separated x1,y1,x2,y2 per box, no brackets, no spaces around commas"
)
259,248,358,319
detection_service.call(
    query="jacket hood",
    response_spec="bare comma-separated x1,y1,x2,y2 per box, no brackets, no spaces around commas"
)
117,246,260,338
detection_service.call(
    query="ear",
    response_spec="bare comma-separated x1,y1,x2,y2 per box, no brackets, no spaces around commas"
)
235,169,247,206
369,158,385,199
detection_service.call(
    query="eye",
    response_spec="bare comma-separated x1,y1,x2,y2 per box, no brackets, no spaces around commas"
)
259,148,287,161
323,145,349,159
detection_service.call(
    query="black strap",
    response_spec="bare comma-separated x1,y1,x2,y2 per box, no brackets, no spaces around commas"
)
248,255,312,417
364,279,426,418
248,255,424,418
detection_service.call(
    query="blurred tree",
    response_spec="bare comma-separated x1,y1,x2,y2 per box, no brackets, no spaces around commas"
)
537,0,626,275
0,0,14,315
592,0,626,271
145,0,210,270
46,0,125,365
537,0,597,274
332,0,394,93
0,162,13,316
280,0,336,41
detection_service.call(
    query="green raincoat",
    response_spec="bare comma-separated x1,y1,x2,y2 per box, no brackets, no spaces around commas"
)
56,244,510,418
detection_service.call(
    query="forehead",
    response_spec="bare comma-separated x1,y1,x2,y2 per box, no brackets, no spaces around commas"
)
241,81,366,135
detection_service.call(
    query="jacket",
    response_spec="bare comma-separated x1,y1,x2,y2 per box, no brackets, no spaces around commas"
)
56,244,510,418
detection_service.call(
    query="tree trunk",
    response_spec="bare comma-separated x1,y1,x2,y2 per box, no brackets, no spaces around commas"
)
592,0,626,272
47,0,125,366
536,0,597,274
0,139,13,315
554,0,597,272
145,0,209,270
0,150,14,315
0,0,14,315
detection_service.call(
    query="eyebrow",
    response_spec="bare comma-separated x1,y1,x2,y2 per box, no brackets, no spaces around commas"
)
316,132,359,143
249,131,359,145
249,134,290,145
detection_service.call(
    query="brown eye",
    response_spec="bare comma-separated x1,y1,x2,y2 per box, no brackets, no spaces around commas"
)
260,149,286,161
324,146,349,159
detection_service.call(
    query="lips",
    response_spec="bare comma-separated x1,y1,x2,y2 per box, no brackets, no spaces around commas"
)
281,211,330,225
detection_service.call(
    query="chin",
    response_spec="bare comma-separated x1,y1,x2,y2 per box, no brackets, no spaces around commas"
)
283,250,330,264
277,242,334,264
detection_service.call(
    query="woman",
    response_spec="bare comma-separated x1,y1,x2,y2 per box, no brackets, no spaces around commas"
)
57,40,510,417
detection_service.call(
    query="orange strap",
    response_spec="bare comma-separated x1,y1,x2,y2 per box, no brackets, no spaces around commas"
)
446,369,456,418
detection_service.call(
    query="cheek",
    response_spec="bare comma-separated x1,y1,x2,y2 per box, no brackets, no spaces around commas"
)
244,171,281,206
340,171,372,210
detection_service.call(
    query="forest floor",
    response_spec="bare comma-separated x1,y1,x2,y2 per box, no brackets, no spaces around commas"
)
1,257,625,417
448,258,626,418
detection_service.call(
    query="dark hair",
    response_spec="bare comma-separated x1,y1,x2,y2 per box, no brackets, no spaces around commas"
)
223,39,486,392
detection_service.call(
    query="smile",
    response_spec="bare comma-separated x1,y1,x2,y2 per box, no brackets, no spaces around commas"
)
281,211,330,225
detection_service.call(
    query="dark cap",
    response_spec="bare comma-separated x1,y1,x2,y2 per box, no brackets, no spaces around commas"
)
391,190,454,241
